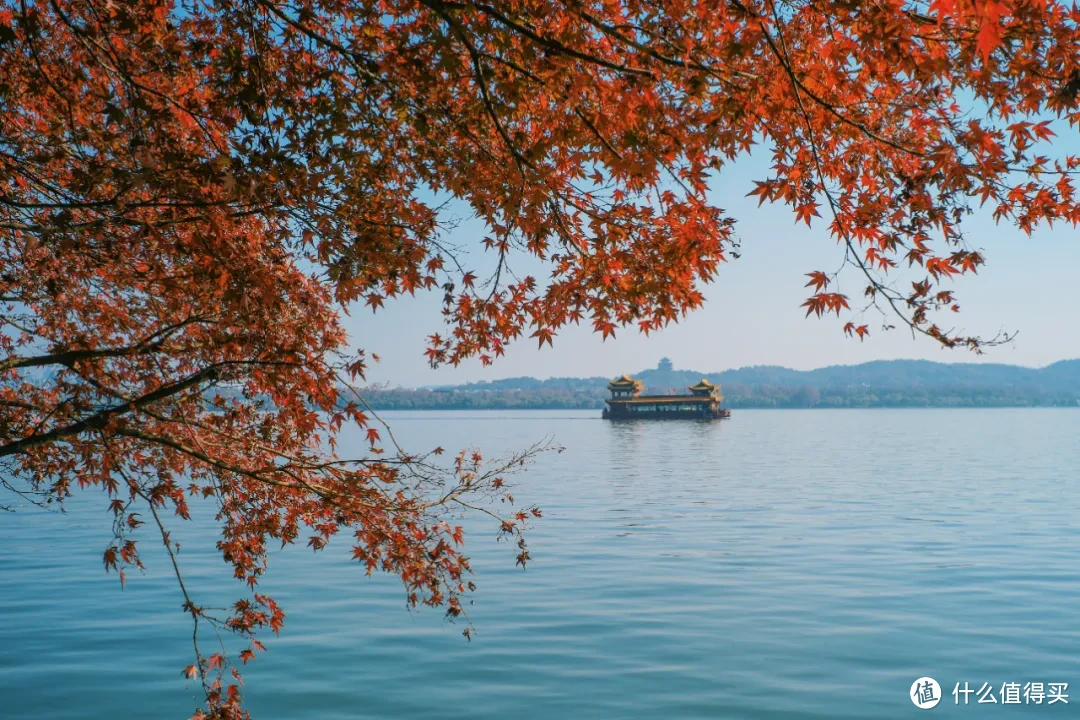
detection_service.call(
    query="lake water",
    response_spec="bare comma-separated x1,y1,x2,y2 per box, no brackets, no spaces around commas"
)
2,409,1079,718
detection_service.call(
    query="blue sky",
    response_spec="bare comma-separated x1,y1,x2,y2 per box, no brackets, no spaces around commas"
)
346,150,1080,388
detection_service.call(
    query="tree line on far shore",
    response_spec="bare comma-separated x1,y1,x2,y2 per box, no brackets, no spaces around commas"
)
361,384,1080,410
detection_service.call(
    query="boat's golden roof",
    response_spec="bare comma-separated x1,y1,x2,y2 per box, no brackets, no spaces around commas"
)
608,374,644,390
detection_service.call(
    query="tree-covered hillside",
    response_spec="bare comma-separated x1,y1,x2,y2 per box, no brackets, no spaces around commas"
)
364,360,1080,410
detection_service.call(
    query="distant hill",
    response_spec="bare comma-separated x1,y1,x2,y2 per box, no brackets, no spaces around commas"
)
642,358,1080,393
441,358,1080,393
363,358,1080,409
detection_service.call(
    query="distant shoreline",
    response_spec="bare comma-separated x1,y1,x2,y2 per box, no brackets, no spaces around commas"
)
365,401,1080,411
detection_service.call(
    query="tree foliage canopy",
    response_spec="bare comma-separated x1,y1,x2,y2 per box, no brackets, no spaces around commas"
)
1,0,1078,716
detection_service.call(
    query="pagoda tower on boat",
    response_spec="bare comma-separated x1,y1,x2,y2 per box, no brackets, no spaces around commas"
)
602,375,731,420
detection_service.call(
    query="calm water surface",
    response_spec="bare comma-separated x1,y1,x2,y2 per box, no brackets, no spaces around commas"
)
2,409,1079,718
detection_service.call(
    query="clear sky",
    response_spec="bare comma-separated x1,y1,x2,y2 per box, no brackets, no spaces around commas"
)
347,150,1080,389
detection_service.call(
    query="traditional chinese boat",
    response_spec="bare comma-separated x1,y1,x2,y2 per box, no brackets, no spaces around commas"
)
601,375,732,420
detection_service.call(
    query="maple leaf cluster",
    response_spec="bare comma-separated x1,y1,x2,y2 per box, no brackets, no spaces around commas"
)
2,0,1078,717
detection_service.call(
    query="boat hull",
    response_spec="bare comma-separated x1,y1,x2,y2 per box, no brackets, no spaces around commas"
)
602,407,731,420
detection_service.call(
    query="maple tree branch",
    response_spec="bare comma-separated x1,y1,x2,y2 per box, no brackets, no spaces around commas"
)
0,364,220,457
759,0,1009,351
0,207,274,235
113,426,314,491
0,398,39,411
456,48,625,166
434,0,655,77
0,195,235,211
0,343,167,372
0,316,216,385
433,5,537,173
573,109,624,161
111,420,421,518
137,483,211,695
560,0,758,85
0,475,54,511
135,405,425,479
96,430,222,705
252,0,509,179
761,2,914,331
113,421,545,543
254,0,381,81
736,0,927,160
